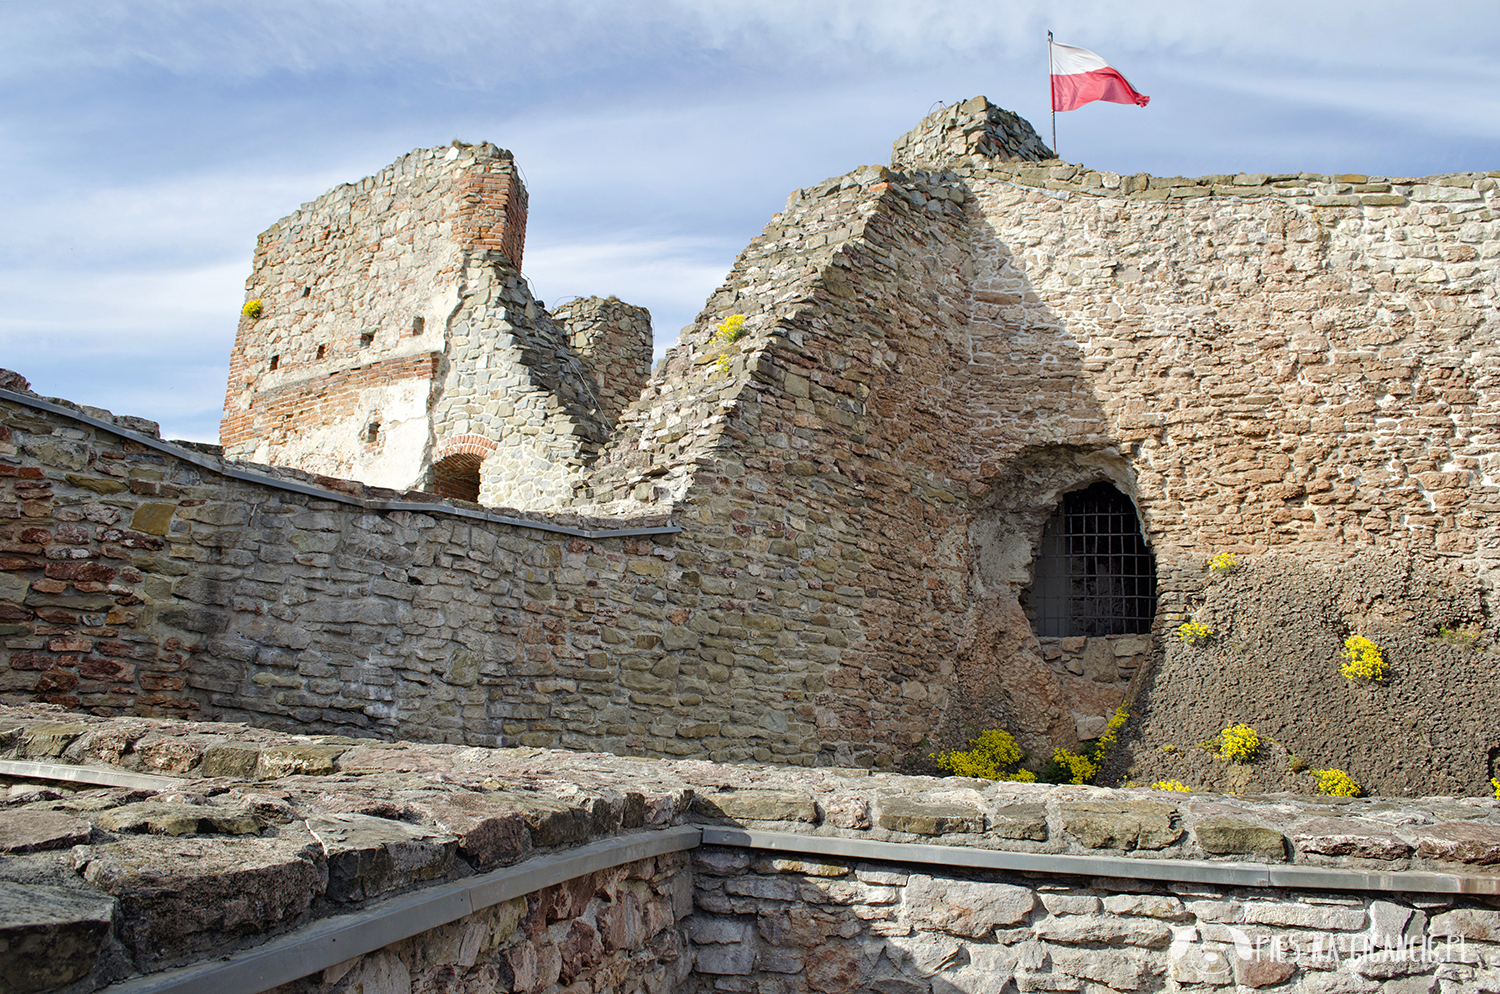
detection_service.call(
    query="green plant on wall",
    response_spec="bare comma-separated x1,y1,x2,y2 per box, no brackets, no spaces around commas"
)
1312,768,1361,797
1340,635,1386,682
932,729,1037,782
242,299,263,320
1176,620,1214,647
1044,704,1129,785
1218,723,1260,763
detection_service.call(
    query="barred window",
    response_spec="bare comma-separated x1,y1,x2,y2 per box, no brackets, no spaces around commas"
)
1028,482,1156,637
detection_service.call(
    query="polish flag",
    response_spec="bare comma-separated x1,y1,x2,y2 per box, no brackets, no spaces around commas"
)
1049,39,1150,112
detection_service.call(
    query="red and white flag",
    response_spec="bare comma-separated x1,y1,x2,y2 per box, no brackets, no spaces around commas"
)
1049,38,1150,112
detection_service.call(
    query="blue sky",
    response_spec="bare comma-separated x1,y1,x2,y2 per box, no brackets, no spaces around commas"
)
5,0,1500,442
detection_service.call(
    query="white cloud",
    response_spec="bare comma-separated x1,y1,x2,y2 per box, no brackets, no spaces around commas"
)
525,236,738,355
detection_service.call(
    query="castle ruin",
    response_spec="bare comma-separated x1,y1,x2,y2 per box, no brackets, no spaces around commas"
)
3,97,1500,797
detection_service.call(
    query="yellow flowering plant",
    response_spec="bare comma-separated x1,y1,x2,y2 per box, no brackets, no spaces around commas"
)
932,729,1037,782
1176,620,1214,646
715,313,747,343
1218,723,1260,763
1046,704,1129,785
1340,635,1386,682
1312,768,1361,797
1208,551,1238,574
242,299,263,320
1152,780,1192,792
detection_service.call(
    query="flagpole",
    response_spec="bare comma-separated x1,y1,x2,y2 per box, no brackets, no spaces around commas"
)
1047,30,1057,158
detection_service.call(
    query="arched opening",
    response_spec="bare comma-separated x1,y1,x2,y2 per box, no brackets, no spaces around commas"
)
1026,482,1156,637
430,453,483,503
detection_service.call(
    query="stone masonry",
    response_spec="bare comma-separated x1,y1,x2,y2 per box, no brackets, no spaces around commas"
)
222,141,648,510
5,95,1500,795
5,705,1500,992
552,295,656,426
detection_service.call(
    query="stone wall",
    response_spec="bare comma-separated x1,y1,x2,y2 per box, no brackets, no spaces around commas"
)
266,853,692,994
6,705,1500,993
686,845,1500,994
221,142,613,510
552,295,655,426
13,94,1500,790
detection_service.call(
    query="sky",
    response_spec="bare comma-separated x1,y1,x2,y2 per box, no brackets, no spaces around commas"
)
5,1,1500,442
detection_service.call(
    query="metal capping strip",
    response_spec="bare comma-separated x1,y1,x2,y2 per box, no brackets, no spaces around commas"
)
701,828,1500,897
102,826,703,994
0,759,184,791
0,389,681,540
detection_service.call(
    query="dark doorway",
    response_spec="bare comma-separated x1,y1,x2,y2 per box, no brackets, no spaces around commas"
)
431,453,483,503
1027,482,1156,637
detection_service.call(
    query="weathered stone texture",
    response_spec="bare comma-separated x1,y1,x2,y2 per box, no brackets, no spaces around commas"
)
9,93,1500,792
221,142,613,510
687,843,1499,994
552,295,655,426
1,708,1499,992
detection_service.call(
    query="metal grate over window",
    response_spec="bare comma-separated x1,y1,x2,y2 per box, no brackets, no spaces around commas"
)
1029,482,1156,638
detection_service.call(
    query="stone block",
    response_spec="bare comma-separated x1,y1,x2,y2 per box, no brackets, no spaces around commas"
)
693,789,818,823
19,722,87,758
1036,913,1172,948
76,834,327,969
254,744,350,779
1431,908,1500,941
877,797,982,836
695,941,756,975
902,874,1034,937
0,810,91,853
991,802,1048,841
306,813,457,903
1102,893,1190,920
1195,817,1287,860
1240,900,1366,930
411,792,531,870
1060,801,1181,850
94,801,260,837
1416,822,1500,864
0,881,116,993
1291,818,1412,860
201,743,261,779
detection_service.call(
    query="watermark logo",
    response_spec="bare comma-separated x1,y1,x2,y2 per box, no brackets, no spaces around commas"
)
1171,926,1469,982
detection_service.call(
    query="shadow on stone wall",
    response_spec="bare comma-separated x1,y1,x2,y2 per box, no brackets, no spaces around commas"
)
938,207,1150,764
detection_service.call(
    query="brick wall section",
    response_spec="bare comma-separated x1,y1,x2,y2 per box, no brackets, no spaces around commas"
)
220,141,612,508
224,352,442,454
455,163,528,271
551,296,654,425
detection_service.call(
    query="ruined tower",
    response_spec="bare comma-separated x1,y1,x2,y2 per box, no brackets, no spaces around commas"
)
220,142,652,509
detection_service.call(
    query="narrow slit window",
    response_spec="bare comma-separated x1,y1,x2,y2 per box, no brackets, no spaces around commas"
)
302,286,311,297
410,316,425,335
365,422,380,444
316,344,326,361
269,355,279,371
1029,482,1156,637
360,331,375,348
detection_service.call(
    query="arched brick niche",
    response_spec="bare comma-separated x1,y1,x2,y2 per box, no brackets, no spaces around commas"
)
429,435,496,504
